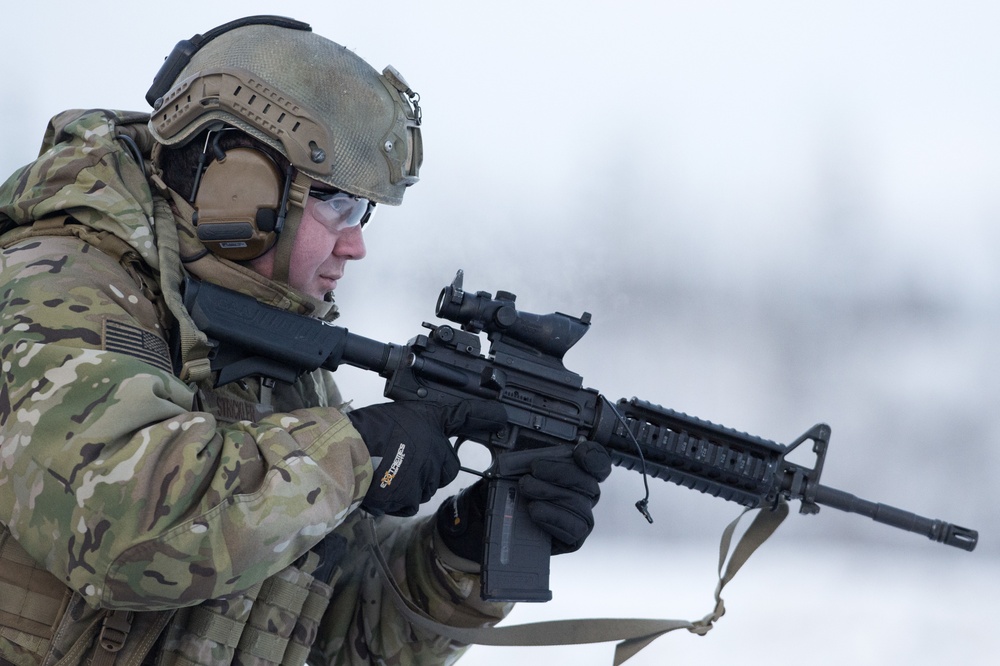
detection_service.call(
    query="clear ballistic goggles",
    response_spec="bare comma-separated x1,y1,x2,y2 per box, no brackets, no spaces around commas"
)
309,189,376,231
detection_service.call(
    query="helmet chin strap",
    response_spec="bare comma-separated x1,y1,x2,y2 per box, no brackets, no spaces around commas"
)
270,171,312,285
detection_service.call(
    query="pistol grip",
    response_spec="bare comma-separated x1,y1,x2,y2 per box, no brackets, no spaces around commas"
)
480,476,553,602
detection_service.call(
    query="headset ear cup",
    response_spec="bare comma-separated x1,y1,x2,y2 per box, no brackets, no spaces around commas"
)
194,147,284,261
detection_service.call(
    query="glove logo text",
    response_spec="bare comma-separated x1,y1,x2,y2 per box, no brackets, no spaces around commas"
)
380,443,406,488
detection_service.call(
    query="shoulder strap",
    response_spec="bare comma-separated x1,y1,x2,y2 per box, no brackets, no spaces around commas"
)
359,503,788,665
147,173,214,383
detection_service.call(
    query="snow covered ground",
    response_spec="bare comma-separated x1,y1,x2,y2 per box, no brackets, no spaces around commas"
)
459,539,997,666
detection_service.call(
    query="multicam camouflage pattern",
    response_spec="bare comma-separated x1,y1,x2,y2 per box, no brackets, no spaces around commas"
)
0,109,509,665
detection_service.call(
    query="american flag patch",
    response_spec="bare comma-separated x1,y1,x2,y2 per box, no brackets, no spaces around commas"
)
103,319,173,374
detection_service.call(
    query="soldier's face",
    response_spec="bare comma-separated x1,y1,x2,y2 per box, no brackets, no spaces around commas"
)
249,194,368,300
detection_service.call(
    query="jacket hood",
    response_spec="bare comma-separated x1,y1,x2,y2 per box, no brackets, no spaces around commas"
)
0,109,161,270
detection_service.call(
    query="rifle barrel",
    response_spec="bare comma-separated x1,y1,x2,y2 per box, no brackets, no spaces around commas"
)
812,485,978,551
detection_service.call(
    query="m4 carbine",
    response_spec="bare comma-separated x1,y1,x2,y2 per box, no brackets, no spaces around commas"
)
182,271,978,603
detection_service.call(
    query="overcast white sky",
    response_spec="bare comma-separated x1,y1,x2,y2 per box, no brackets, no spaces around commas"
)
4,2,999,313
3,2,998,664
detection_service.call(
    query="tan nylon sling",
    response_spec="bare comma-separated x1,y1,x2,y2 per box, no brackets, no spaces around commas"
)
360,501,789,666
147,175,215,384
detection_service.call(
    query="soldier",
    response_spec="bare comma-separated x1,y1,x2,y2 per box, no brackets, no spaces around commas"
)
0,15,610,666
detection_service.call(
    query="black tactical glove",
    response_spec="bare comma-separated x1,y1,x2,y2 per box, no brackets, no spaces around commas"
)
436,440,613,563
347,400,507,517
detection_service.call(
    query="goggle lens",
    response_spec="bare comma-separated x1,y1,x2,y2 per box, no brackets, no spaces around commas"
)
309,189,376,231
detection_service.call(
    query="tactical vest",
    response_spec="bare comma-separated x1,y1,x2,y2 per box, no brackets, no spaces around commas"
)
0,519,343,666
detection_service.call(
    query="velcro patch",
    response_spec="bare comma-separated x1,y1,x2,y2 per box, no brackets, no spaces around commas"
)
103,319,173,374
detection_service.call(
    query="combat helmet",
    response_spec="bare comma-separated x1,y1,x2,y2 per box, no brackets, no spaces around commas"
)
146,15,422,207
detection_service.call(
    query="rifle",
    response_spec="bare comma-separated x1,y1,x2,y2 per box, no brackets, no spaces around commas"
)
182,270,979,603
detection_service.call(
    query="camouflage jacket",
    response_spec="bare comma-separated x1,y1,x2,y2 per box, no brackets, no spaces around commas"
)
0,109,509,666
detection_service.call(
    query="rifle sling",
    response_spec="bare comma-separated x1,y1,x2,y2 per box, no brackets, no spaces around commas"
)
360,501,788,665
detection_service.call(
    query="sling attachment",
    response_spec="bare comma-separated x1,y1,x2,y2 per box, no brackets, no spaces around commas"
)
92,611,133,662
48,607,174,666
360,501,788,665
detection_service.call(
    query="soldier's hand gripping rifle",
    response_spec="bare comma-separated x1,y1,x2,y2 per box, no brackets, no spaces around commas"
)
182,270,979,603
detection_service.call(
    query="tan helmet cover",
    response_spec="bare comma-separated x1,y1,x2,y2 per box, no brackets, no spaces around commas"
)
148,23,422,205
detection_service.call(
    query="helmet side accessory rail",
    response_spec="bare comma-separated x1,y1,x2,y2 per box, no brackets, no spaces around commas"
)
151,67,335,177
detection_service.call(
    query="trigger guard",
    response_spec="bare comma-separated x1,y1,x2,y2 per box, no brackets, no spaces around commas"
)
454,436,493,479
